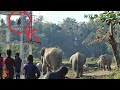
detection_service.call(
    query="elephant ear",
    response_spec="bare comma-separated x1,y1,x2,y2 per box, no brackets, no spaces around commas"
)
40,47,45,57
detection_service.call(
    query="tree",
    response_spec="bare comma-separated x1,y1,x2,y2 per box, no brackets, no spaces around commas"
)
85,11,120,67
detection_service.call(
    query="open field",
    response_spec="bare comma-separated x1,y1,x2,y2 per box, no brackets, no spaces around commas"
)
31,58,119,79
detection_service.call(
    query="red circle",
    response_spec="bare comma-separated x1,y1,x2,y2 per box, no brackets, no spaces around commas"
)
8,11,32,34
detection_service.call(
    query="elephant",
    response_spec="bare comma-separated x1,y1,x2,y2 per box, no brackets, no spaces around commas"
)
98,54,112,71
40,47,63,75
70,52,86,78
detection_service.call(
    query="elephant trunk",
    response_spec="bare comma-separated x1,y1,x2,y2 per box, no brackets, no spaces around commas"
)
41,56,43,64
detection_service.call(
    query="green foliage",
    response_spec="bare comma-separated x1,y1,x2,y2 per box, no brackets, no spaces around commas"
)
86,57,97,64
114,73,120,79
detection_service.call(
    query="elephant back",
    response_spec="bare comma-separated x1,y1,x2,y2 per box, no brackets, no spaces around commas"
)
77,53,86,65
70,52,86,68
104,54,112,65
99,54,112,65
42,47,63,72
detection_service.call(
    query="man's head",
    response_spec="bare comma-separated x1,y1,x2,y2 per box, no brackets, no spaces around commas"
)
27,55,33,63
7,49,12,56
15,53,19,57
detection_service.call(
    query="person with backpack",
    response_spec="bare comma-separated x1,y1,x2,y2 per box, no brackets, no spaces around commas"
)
0,53,3,79
3,49,15,79
24,55,40,79
15,53,22,79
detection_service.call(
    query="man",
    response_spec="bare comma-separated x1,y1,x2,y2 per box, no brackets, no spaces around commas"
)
15,53,22,79
24,55,40,79
17,18,21,27
0,53,3,79
3,49,15,79
44,66,69,79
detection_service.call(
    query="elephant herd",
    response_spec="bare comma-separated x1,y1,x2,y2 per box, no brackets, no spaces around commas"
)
37,47,113,78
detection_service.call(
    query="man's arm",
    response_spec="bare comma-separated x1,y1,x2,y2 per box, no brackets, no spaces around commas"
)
34,65,40,79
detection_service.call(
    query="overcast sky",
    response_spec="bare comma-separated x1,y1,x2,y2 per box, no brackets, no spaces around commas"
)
0,11,104,24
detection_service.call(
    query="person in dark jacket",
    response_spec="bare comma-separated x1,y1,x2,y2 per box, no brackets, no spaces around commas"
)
17,18,21,27
24,55,40,79
44,66,69,79
0,53,3,79
15,53,22,79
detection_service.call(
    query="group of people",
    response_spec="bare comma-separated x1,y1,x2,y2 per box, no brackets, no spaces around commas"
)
0,49,40,79
0,49,69,79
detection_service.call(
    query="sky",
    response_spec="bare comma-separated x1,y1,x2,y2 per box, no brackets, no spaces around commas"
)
0,11,104,24
33,11,104,23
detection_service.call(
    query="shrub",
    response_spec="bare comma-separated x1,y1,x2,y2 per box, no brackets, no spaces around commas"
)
114,73,120,79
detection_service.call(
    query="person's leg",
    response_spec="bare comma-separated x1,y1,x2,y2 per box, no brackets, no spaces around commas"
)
0,68,3,79
9,70,14,79
16,72,20,79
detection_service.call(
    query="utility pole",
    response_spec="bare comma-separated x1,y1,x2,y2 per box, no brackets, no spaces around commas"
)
20,14,24,61
6,14,10,50
28,11,33,55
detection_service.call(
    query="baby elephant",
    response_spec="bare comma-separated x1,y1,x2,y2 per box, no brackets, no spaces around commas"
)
98,54,112,71
70,52,86,78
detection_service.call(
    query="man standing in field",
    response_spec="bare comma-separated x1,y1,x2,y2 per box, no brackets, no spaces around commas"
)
3,50,15,79
15,53,22,79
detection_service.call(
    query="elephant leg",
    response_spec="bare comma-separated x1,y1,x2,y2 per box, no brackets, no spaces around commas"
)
42,64,47,75
75,71,79,78
103,65,106,71
107,66,109,71
107,65,111,71
80,66,83,77
47,66,52,72
74,69,78,78
76,71,80,78
75,66,80,78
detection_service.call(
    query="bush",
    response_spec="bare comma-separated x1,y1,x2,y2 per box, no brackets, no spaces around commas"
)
86,57,97,64
114,73,120,79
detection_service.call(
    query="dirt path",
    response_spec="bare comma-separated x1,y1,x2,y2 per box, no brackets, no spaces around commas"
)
81,70,112,79
19,70,112,79
84,70,111,76
66,69,113,79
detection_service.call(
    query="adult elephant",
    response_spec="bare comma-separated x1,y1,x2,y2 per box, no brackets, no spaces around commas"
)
40,47,63,75
98,54,112,71
70,52,86,78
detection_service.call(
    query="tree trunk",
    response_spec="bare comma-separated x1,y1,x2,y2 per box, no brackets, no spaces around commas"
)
109,24,120,67
110,39,120,67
